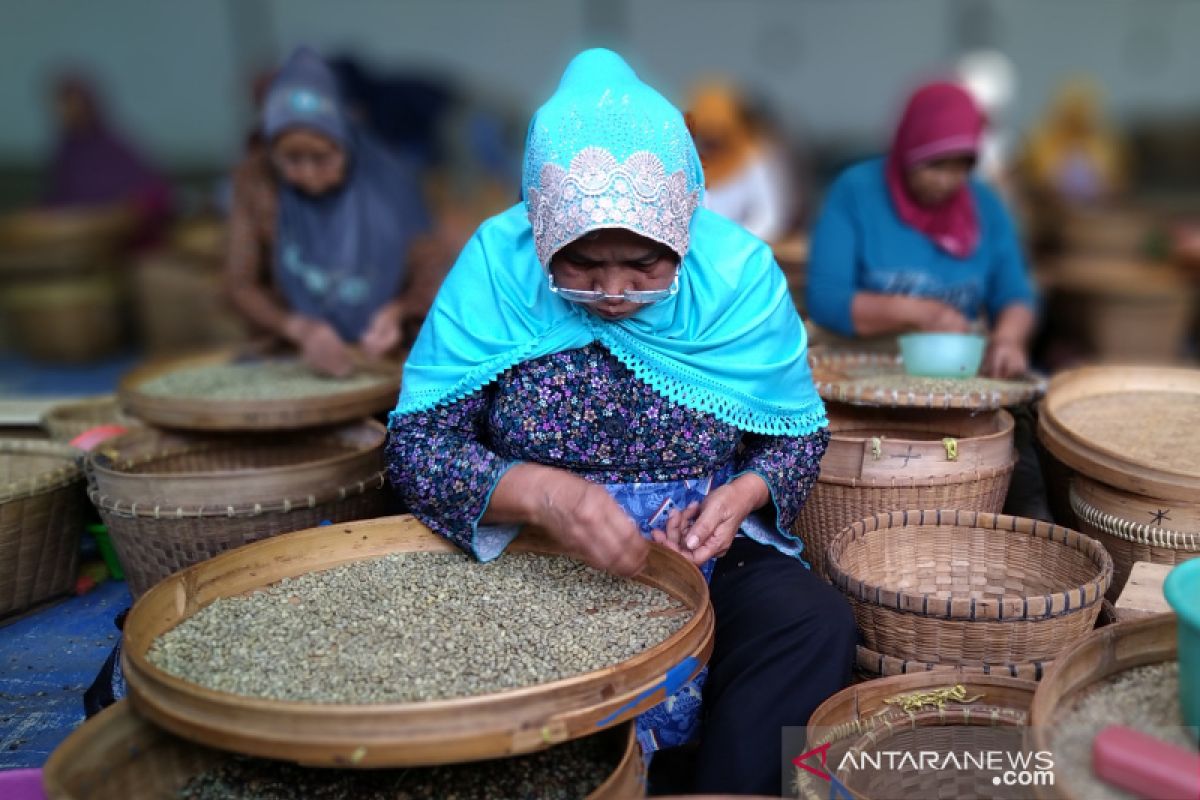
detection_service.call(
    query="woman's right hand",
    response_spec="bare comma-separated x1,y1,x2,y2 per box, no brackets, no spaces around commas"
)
285,315,353,377
534,470,649,577
911,297,971,333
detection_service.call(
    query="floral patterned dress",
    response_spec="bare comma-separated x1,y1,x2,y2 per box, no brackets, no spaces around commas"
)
387,342,829,752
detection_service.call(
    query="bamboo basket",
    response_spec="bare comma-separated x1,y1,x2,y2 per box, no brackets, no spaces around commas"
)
40,395,139,442
87,421,388,597
853,600,1118,682
1042,257,1196,363
119,349,401,432
1028,614,1178,800
854,644,1053,682
0,272,126,363
1070,474,1199,601
827,511,1112,666
0,208,134,255
0,440,86,617
1060,206,1156,257
797,672,1037,800
131,249,248,357
120,515,714,767
794,406,1016,578
809,351,1046,410
41,701,644,800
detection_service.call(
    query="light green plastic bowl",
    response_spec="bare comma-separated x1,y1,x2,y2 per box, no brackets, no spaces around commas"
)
1164,558,1200,738
898,333,987,378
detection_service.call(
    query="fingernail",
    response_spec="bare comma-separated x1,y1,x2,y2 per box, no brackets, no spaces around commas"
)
686,536,698,549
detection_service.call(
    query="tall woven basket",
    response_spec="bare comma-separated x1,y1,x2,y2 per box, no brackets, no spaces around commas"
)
86,421,390,597
0,440,86,617
795,406,1016,578
827,511,1112,668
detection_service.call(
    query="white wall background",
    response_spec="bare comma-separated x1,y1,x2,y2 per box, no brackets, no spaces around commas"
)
2,0,1199,166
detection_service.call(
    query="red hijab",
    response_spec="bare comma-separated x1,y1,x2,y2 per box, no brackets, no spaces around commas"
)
885,82,985,258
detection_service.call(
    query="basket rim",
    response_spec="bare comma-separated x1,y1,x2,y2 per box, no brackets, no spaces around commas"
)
854,643,1054,681
87,419,385,482
0,439,83,502
89,470,386,517
809,350,1047,410
1070,483,1200,550
826,510,1114,621
817,453,1018,488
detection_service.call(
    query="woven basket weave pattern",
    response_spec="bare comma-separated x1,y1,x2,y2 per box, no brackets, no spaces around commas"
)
0,441,86,617
828,511,1112,665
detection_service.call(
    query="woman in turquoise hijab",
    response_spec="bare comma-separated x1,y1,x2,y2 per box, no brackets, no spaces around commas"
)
388,49,854,795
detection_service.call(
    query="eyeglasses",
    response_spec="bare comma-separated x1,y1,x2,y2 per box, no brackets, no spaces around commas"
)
548,266,681,305
271,149,344,172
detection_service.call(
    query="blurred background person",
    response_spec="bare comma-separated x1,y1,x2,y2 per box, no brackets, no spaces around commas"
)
806,81,1037,379
223,46,442,377
1022,78,1127,207
42,72,173,249
687,80,796,244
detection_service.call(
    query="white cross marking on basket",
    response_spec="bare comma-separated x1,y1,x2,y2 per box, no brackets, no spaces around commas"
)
891,446,922,467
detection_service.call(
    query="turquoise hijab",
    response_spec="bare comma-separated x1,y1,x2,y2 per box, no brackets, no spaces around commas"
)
394,49,825,437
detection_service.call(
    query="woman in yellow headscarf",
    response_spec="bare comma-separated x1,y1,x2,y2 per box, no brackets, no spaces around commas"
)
1024,78,1126,204
687,81,795,243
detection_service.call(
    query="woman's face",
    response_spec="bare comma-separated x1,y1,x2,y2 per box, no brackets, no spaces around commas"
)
905,156,974,207
550,228,680,321
270,130,347,196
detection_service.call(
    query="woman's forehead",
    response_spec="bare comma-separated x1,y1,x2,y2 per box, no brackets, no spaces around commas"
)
563,228,664,255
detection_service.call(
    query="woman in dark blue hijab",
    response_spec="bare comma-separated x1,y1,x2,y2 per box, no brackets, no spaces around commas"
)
225,47,440,376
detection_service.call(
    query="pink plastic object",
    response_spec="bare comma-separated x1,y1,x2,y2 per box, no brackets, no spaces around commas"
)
1092,725,1200,800
68,424,128,452
0,768,48,800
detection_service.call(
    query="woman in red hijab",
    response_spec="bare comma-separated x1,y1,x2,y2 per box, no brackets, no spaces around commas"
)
807,82,1036,378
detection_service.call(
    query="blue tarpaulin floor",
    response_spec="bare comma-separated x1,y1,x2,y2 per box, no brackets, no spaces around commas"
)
0,580,131,769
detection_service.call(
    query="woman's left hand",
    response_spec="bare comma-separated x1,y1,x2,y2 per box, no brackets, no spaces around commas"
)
359,303,404,358
983,337,1028,379
651,474,770,565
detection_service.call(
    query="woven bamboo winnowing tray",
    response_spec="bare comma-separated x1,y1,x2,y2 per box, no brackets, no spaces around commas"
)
119,347,402,432
809,350,1046,410
1038,365,1200,502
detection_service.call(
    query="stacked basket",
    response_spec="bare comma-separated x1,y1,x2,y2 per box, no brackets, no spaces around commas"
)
39,515,718,798
87,346,402,597
1039,365,1200,602
798,349,1117,681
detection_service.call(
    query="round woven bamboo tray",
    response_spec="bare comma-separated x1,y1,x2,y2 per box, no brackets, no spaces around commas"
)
1070,474,1199,602
0,439,86,618
87,421,387,597
120,514,713,767
1038,365,1200,502
827,511,1112,666
794,406,1016,578
809,350,1046,410
40,395,139,442
119,348,401,431
41,700,644,800
1028,614,1178,800
797,672,1036,800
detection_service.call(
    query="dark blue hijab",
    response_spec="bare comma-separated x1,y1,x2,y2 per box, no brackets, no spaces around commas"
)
263,47,429,341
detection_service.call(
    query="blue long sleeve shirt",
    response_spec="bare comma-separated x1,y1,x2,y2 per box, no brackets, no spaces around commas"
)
806,158,1036,337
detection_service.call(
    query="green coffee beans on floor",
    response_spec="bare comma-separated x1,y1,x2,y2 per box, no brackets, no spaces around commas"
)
1050,661,1189,800
178,731,619,799
148,552,689,703
139,360,388,401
